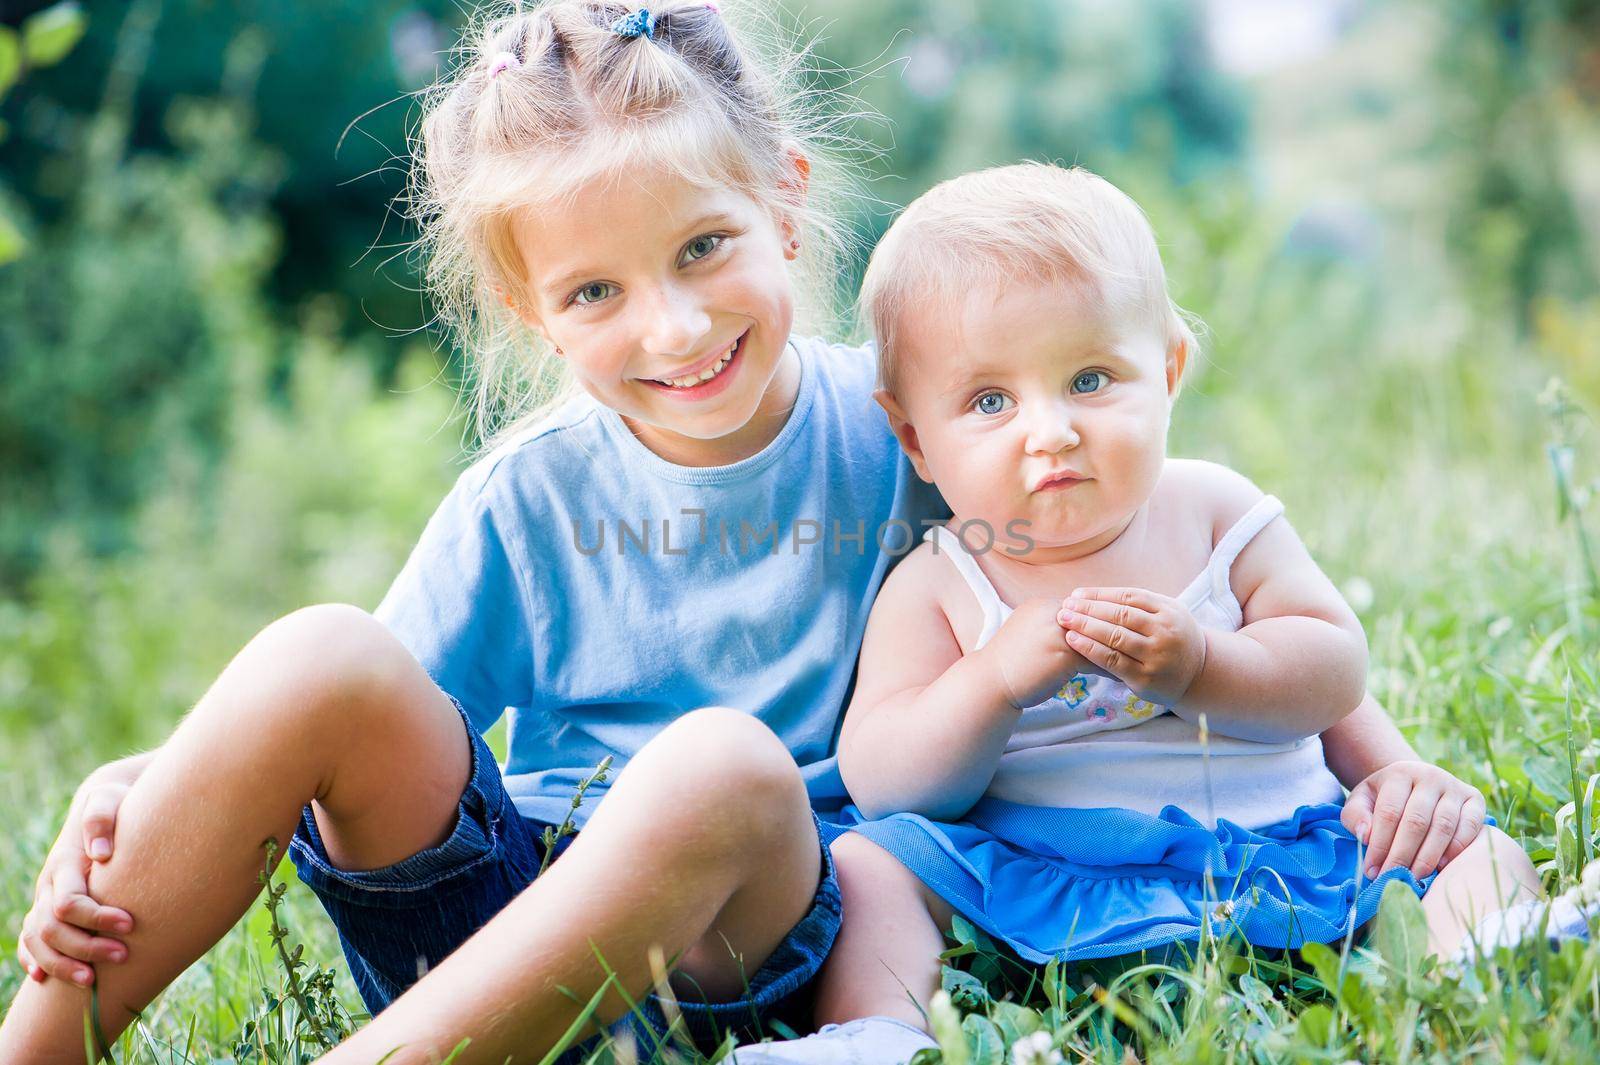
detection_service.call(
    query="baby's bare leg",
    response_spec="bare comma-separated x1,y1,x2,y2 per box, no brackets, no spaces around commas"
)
1421,826,1544,956
813,833,950,1031
0,604,473,1063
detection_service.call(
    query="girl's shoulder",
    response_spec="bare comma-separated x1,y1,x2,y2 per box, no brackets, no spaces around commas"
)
792,333,879,398
442,391,608,511
1156,459,1270,550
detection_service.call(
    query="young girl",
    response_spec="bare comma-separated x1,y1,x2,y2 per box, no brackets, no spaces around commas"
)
2,3,943,1061
1,9,1510,1063
765,162,1546,1056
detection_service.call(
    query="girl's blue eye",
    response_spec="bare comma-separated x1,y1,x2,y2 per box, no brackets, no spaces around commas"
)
572,282,613,306
974,392,1014,415
681,234,723,265
1071,370,1108,394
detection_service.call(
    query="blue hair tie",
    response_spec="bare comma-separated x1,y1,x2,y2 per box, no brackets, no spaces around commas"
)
611,7,655,40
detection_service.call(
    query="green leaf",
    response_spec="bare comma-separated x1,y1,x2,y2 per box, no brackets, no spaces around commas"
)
1298,1002,1336,1045
990,1001,1041,1046
941,966,991,1011
21,2,86,68
1298,940,1343,991
0,28,20,99
1370,880,1430,978
1041,957,1063,1009
0,207,24,265
950,913,980,948
961,1014,1004,1065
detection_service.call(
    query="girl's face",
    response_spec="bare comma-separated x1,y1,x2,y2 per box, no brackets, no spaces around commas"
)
880,277,1185,561
508,162,802,466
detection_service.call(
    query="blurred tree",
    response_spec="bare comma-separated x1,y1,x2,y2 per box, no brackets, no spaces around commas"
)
0,0,285,588
790,0,1247,262
0,0,87,263
1427,0,1600,330
2,0,453,363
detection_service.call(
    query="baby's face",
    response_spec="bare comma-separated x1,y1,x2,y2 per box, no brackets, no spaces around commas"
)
883,277,1181,558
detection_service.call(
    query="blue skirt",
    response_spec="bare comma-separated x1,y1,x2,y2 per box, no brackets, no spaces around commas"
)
832,799,1431,963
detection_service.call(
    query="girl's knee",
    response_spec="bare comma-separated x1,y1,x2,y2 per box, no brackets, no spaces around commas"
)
652,706,804,802
627,707,810,858
240,604,432,732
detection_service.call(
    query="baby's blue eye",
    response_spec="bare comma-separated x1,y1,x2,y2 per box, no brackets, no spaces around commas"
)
974,392,1014,415
1071,371,1108,394
681,235,722,265
572,282,613,306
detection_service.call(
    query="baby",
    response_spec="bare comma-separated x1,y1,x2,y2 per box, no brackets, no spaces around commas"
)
735,163,1543,1063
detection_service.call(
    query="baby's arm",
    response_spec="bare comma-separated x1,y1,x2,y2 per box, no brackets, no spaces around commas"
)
838,544,1084,821
1323,695,1487,877
1061,465,1366,744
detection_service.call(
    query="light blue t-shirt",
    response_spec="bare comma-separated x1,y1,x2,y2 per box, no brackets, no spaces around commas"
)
376,335,947,827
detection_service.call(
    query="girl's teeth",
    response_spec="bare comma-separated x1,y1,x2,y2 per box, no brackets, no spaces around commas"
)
659,344,735,389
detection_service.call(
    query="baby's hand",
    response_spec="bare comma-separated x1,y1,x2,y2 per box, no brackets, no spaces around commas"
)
982,597,1096,710
1342,761,1486,879
1057,588,1206,707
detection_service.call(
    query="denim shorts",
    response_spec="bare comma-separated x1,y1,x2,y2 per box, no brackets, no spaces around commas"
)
288,696,842,1056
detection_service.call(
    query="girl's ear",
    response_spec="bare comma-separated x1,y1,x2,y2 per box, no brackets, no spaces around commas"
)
779,142,811,260
497,284,558,351
874,388,934,484
781,142,811,204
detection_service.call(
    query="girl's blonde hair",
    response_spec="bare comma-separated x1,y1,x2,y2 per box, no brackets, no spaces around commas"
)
408,1,860,449
860,162,1200,396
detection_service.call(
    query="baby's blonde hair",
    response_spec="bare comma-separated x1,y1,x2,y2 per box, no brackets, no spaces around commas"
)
860,162,1199,396
407,1,860,448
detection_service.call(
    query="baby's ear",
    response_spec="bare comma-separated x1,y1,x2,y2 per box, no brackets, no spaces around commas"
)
1166,333,1189,398
874,389,934,484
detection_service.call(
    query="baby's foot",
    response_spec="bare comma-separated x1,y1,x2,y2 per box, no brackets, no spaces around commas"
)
1453,860,1599,963
731,1016,937,1064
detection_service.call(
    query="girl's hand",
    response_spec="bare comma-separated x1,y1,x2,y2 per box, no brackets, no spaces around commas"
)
1057,588,1206,707
1341,761,1486,879
981,597,1096,710
17,778,134,986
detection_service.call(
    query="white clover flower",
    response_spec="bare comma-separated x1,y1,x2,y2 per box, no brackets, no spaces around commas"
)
1010,1030,1062,1065
1341,576,1374,614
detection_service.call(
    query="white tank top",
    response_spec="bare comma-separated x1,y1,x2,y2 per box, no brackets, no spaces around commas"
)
927,496,1345,831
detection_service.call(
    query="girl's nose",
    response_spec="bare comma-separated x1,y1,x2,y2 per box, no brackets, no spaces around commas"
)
637,283,712,358
1023,401,1080,455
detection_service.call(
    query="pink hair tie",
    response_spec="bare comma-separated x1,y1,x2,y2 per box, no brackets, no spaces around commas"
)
488,51,521,78
705,2,719,11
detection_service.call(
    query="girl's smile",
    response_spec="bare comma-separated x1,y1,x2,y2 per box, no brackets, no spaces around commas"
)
640,328,748,398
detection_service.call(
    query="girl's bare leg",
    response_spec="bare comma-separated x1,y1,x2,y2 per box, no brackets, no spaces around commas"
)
319,704,822,1064
1421,826,1543,956
1,605,824,1065
0,604,475,1061
811,833,949,1031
